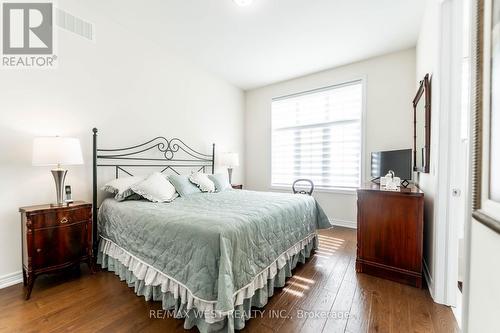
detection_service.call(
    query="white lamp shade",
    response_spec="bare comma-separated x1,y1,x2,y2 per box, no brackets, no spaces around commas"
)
32,137,84,166
233,0,253,6
219,152,239,167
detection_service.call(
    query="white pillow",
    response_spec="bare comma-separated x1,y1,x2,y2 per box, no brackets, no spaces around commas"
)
102,176,144,201
131,172,178,203
189,172,216,193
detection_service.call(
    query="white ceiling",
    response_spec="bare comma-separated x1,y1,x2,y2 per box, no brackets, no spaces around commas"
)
93,0,425,90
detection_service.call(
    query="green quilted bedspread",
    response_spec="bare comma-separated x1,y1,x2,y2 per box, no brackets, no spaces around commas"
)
98,189,331,313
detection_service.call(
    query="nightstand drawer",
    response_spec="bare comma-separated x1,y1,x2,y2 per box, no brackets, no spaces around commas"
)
32,222,88,269
29,206,91,229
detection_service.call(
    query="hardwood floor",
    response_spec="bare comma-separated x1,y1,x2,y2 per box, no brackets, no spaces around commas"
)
0,227,459,333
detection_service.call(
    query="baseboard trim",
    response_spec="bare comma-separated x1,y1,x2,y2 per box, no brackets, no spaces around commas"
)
329,218,357,229
423,259,435,299
0,271,23,289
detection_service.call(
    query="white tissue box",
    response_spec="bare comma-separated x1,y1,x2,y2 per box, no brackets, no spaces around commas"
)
380,176,390,186
381,177,401,189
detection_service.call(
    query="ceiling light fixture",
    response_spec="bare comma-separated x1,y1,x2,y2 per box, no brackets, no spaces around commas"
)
233,0,253,7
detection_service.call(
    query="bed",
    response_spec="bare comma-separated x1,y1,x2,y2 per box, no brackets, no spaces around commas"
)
91,128,331,332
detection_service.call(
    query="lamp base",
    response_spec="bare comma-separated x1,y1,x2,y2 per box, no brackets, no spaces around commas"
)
50,202,69,207
51,169,68,206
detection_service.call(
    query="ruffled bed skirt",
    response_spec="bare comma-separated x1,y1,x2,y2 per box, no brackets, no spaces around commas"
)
97,235,317,333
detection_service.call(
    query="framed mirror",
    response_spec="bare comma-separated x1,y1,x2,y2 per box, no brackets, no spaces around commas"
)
471,0,500,234
413,74,431,173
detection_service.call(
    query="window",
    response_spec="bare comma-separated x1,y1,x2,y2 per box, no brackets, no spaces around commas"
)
271,80,363,190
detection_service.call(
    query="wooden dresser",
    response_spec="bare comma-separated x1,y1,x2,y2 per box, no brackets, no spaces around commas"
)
356,183,424,287
19,201,93,299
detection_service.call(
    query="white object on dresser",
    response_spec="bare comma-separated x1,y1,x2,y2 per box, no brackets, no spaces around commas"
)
381,170,401,190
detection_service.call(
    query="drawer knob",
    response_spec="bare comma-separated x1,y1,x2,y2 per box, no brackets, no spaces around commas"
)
36,248,41,253
60,217,68,224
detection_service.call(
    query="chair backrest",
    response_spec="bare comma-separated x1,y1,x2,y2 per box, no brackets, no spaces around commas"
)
292,179,314,196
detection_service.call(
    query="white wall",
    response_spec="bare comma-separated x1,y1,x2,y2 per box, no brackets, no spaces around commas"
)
465,0,500,328
244,49,416,225
0,1,244,283
467,221,500,332
415,0,441,299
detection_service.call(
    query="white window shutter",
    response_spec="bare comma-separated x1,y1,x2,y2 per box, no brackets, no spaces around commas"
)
271,81,363,189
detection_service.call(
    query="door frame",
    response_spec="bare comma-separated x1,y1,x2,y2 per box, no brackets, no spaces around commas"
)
431,0,470,311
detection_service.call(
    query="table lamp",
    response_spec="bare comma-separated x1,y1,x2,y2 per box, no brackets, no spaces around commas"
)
32,137,84,206
220,152,239,184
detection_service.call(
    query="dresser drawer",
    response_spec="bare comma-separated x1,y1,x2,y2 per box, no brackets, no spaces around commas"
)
29,206,91,229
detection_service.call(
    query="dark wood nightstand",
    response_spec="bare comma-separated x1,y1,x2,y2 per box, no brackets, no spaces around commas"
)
19,201,93,299
231,184,243,189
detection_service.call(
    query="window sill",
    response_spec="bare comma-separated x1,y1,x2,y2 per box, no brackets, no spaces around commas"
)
269,185,357,195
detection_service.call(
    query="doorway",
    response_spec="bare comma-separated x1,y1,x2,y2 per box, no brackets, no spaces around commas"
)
447,0,471,326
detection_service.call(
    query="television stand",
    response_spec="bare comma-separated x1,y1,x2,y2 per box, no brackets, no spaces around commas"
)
356,183,424,287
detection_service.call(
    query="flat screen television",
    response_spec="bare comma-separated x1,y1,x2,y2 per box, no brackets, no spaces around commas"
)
371,149,412,181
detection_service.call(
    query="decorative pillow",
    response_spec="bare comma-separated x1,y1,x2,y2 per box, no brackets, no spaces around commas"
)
168,174,202,197
101,176,144,201
208,173,232,192
130,173,178,203
189,172,216,193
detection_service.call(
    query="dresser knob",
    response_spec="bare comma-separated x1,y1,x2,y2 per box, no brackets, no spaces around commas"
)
36,248,41,253
60,217,68,224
